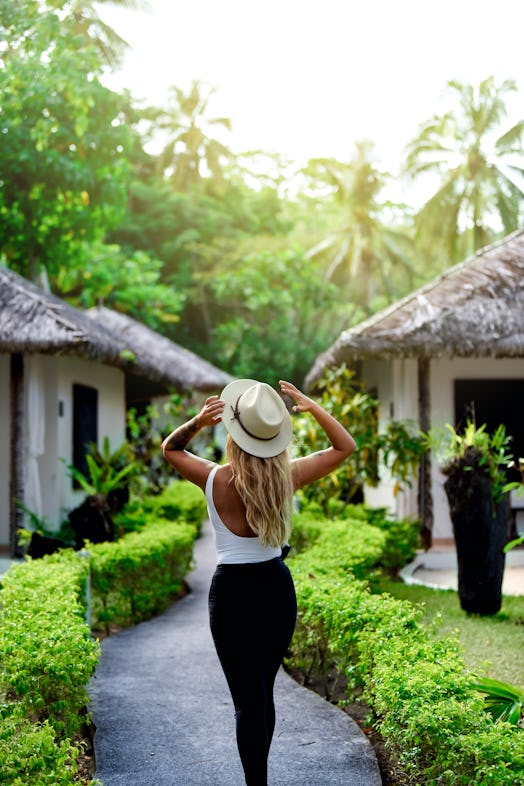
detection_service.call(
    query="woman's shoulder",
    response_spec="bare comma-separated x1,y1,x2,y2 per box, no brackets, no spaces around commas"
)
213,463,234,485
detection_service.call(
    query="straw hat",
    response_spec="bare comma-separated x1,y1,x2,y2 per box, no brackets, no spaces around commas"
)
220,379,292,458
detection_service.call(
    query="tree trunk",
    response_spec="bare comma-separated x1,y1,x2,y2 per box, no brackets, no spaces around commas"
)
444,449,509,615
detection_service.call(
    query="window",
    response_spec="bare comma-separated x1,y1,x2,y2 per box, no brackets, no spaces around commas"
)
72,384,98,487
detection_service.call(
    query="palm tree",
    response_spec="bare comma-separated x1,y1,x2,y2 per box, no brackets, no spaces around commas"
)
404,77,524,262
304,141,416,313
67,0,147,68
156,80,234,191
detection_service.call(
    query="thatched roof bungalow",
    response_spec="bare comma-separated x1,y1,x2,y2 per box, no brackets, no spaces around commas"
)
0,266,231,394
306,228,524,546
0,266,230,556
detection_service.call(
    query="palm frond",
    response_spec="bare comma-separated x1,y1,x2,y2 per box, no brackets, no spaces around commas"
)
472,675,524,726
495,119,524,152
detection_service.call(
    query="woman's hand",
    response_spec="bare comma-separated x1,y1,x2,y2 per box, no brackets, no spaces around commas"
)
279,380,314,413
197,395,225,428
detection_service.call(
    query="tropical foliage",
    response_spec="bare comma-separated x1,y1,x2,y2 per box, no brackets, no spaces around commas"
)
303,141,417,311
288,504,524,784
294,365,425,509
1,2,523,384
404,77,524,263
427,420,515,503
0,0,132,279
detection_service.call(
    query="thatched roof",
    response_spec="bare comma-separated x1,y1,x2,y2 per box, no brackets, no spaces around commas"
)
87,306,232,392
306,228,524,388
0,266,231,393
0,266,125,362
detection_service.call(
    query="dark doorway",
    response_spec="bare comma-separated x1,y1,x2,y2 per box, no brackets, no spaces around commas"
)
454,378,524,463
72,384,98,487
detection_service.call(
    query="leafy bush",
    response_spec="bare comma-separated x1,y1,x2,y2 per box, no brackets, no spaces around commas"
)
351,505,420,572
287,507,524,784
0,706,86,786
294,497,420,573
114,479,207,536
151,482,208,531
0,477,205,784
0,553,99,737
0,554,99,785
89,519,197,633
293,515,386,582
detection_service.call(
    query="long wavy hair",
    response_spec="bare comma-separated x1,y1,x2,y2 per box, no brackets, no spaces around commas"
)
225,435,294,547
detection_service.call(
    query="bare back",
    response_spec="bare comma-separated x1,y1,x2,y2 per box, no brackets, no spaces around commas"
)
211,464,257,538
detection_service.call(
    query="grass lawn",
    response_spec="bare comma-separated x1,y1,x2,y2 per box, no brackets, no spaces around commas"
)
374,577,524,690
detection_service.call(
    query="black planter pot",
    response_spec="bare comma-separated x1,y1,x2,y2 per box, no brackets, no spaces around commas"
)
443,449,509,615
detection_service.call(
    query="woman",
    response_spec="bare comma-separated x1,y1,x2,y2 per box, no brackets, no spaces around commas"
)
162,379,355,786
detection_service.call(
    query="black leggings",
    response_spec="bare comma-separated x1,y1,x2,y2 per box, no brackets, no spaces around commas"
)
208,557,297,786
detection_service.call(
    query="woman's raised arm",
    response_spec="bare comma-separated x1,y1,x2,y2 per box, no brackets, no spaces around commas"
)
161,395,225,488
279,380,356,489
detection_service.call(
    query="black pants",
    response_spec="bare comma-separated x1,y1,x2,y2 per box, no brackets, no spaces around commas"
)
208,557,297,786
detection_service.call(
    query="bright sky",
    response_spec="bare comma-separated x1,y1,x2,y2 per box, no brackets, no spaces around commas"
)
99,0,524,185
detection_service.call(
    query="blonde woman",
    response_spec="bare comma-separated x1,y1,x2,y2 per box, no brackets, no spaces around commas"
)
162,379,355,786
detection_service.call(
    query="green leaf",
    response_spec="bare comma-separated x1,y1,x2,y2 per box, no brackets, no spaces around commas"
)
472,676,524,725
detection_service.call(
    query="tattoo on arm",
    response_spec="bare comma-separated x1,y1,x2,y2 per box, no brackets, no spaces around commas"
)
163,417,200,451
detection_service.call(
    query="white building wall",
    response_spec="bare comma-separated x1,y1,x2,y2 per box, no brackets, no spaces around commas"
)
1,353,126,547
0,355,10,549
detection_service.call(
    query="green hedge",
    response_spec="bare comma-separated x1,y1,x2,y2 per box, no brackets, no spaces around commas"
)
0,478,205,785
288,510,524,785
89,518,196,633
0,553,100,785
292,497,420,572
292,509,386,581
114,479,207,535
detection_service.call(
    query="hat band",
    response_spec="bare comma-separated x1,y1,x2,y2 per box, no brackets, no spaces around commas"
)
230,396,280,442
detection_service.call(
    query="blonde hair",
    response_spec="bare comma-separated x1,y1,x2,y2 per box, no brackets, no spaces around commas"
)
226,435,294,547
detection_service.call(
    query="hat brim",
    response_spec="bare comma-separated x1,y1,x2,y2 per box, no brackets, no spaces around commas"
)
219,379,293,458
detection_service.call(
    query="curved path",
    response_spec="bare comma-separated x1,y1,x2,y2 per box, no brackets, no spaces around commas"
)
90,520,382,786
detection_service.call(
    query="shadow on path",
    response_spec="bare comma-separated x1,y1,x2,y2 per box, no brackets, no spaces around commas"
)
90,520,382,786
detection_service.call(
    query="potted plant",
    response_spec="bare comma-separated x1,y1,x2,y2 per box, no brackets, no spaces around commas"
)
430,421,513,615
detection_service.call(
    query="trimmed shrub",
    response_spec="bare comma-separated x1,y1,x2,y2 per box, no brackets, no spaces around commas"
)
89,519,196,633
349,505,420,572
293,516,386,581
0,553,99,785
0,706,84,786
153,482,208,532
0,553,99,737
287,508,524,785
294,497,420,573
114,479,207,535
0,477,205,784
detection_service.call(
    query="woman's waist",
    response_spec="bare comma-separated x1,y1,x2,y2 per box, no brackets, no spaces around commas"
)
215,554,284,570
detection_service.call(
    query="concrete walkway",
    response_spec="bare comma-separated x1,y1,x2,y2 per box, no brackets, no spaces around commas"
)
90,520,382,786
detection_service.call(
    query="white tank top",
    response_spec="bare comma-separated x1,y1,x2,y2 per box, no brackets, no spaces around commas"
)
205,465,282,565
